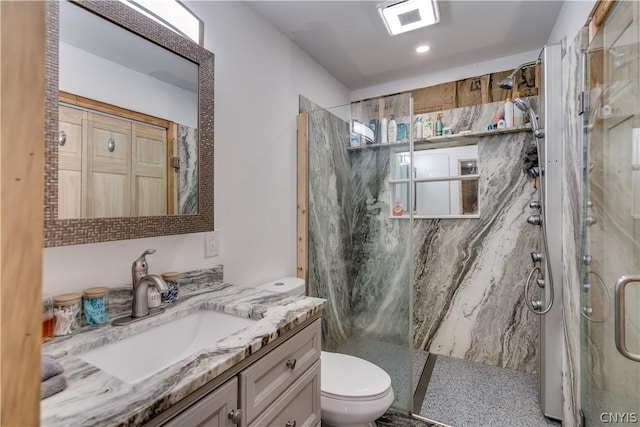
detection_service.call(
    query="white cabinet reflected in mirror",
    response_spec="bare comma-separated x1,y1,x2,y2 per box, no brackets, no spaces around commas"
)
58,0,198,219
391,144,480,218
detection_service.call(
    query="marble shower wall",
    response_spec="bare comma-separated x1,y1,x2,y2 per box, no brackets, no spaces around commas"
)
177,124,198,215
305,96,540,373
413,100,540,374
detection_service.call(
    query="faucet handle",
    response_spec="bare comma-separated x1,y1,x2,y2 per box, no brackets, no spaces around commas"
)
133,249,156,274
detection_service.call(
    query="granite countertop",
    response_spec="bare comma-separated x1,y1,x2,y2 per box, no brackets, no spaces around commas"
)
40,281,326,426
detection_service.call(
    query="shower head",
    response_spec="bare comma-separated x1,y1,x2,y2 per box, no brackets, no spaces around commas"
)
498,60,538,90
514,97,545,138
499,76,514,90
513,97,529,112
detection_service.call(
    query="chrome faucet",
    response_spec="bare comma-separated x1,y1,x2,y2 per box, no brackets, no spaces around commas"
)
113,249,169,326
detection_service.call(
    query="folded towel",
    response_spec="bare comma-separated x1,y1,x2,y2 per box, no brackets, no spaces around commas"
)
41,355,64,382
41,374,66,400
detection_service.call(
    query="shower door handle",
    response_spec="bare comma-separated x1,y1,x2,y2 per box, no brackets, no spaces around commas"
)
614,275,640,362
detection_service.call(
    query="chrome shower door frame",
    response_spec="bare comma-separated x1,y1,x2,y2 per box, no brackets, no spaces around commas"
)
538,42,564,421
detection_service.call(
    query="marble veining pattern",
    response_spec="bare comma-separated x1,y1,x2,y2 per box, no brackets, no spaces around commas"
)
560,30,583,427
41,282,325,426
177,123,198,215
306,106,354,350
414,131,539,372
307,96,541,373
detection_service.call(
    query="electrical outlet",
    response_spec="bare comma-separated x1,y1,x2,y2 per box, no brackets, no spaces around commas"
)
204,231,219,258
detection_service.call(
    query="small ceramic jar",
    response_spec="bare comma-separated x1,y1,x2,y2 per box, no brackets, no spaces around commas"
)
83,286,109,325
160,271,180,304
53,293,83,336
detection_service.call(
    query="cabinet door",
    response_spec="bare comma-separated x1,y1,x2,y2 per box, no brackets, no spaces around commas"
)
240,319,321,426
165,377,239,427
132,122,167,216
248,361,320,427
58,105,84,218
86,113,131,218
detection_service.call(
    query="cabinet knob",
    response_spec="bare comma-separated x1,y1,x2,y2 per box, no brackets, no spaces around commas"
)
107,137,116,152
285,421,297,427
227,409,242,424
286,359,297,370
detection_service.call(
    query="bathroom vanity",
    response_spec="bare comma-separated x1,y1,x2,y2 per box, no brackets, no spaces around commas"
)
161,319,321,427
40,281,325,426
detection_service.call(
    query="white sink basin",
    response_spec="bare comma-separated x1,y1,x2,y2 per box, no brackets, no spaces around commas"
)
79,310,256,384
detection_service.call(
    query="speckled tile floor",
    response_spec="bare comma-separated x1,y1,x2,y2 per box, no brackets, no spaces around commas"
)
331,340,559,427
418,354,561,427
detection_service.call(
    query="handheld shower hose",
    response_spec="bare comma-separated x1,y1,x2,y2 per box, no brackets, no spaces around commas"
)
515,97,554,315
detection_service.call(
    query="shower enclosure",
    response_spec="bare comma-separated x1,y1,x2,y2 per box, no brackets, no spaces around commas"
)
303,93,415,412
301,87,551,423
581,1,640,423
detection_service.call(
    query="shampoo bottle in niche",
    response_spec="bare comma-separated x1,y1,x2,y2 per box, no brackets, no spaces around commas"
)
388,115,397,143
414,115,423,139
497,115,506,129
423,116,433,138
504,98,514,128
513,92,525,126
435,113,443,136
380,117,388,144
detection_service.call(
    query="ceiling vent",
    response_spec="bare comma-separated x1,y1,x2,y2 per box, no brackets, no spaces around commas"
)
377,0,440,36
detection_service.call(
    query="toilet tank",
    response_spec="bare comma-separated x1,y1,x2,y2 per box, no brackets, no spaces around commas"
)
256,277,305,296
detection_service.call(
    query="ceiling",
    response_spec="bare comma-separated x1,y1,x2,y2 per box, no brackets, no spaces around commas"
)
60,1,198,93
246,1,564,91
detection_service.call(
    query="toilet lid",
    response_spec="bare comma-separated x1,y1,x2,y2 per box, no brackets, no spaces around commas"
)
321,351,392,399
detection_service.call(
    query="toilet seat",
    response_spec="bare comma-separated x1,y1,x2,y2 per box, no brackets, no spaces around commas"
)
321,351,392,400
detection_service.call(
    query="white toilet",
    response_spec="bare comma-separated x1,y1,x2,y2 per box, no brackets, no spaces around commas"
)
257,277,395,427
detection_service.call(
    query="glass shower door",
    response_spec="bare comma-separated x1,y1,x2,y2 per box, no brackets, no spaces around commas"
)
582,1,640,423
305,93,414,412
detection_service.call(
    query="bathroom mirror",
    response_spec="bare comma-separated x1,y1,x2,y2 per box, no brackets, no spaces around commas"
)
45,1,215,246
391,144,479,218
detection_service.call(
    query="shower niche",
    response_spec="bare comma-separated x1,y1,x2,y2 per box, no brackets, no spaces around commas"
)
391,144,479,218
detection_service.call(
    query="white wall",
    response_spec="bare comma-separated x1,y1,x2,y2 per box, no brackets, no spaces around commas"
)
547,0,596,45
43,2,350,295
60,42,197,128
350,49,540,101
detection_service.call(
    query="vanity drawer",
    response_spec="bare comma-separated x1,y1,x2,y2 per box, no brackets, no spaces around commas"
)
240,319,321,426
248,360,321,427
165,376,238,427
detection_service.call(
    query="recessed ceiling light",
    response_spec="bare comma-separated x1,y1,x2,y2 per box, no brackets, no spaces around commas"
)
377,0,440,36
416,45,430,53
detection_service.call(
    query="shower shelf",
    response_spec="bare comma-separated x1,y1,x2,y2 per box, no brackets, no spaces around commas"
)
347,124,532,151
